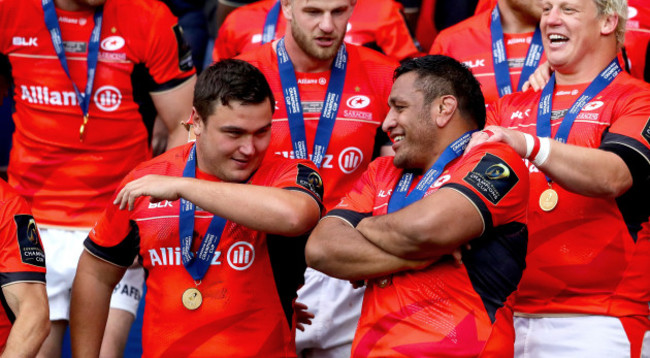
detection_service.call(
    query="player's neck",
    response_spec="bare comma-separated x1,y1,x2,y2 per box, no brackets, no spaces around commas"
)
498,1,538,34
554,54,618,86
54,0,95,12
280,35,335,73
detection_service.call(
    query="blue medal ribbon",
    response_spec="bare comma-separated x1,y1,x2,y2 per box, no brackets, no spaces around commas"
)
490,4,544,97
262,1,281,44
179,145,228,282
43,0,102,122
387,130,477,213
276,37,347,168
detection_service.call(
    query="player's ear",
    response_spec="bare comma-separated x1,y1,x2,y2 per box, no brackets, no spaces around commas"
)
281,0,293,21
433,95,457,128
191,107,204,137
600,12,618,37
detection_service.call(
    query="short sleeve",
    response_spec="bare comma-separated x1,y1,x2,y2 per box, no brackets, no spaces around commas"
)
271,158,325,211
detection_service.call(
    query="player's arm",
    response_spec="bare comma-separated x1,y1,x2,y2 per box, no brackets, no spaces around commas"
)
305,216,433,281
150,75,197,151
469,126,633,198
114,175,321,237
0,282,49,358
356,187,484,260
70,251,127,358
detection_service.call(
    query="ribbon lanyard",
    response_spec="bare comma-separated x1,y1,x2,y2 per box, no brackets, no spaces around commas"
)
262,1,281,44
276,37,347,168
387,130,476,213
490,4,544,97
179,145,228,282
43,0,103,140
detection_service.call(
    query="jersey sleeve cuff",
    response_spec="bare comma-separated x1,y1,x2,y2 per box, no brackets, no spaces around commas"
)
150,73,195,93
284,187,324,212
84,221,140,267
600,132,650,188
326,209,372,227
0,272,46,286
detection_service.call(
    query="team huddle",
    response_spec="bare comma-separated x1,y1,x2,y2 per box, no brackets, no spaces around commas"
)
0,0,649,357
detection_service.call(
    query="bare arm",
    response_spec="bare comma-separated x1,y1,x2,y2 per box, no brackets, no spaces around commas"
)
305,217,432,281
70,251,127,358
356,187,484,260
0,283,49,358
114,175,321,237
467,126,633,198
150,75,196,151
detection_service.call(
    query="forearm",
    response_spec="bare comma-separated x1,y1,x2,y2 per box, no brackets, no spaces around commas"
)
539,140,632,198
70,252,126,357
178,179,320,236
151,75,196,151
1,284,49,358
305,217,430,281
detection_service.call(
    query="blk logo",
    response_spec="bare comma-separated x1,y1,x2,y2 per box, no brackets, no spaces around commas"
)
227,242,255,271
13,37,38,47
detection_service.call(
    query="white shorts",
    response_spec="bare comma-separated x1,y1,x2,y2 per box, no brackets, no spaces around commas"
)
39,227,144,320
514,315,649,357
295,268,365,358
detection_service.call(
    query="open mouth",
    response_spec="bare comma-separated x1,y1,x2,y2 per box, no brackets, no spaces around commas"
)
548,34,569,45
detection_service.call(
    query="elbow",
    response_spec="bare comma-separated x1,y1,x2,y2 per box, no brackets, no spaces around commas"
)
304,235,327,271
278,201,320,237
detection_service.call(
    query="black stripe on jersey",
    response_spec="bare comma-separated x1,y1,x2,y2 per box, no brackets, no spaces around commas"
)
462,222,528,323
440,183,494,232
326,209,372,228
84,220,141,267
266,233,308,330
0,272,46,325
285,187,324,212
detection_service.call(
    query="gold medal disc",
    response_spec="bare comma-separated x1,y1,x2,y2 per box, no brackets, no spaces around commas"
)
182,287,203,310
539,188,559,212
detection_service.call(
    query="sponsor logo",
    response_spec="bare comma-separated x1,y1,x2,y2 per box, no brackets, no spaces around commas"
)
432,174,451,188
576,112,600,121
346,95,370,109
100,36,125,51
298,78,322,85
629,6,638,19
302,101,323,114
251,33,263,44
551,109,569,121
508,58,525,68
58,16,88,25
463,153,519,205
339,147,363,174
63,41,86,53
148,201,173,209
227,242,255,271
21,85,77,106
507,37,528,45
581,101,604,111
112,281,142,300
276,151,335,169
93,85,122,112
319,77,327,85
12,37,38,47
296,164,324,200
14,214,46,268
642,117,650,146
149,247,223,266
463,59,485,69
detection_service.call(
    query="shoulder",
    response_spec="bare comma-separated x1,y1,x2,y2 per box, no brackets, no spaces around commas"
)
129,143,191,179
348,44,399,69
435,10,491,42
236,43,275,67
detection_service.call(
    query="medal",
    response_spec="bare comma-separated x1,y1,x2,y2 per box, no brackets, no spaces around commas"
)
539,187,558,212
182,287,203,310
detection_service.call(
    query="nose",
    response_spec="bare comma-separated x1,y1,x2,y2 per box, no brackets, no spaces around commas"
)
239,136,255,156
542,6,561,27
382,108,397,134
319,12,334,33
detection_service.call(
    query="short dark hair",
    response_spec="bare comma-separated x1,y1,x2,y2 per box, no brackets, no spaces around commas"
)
193,59,275,120
394,55,486,129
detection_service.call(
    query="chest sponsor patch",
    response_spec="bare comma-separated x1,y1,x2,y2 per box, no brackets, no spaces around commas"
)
642,117,650,146
296,164,324,201
463,153,519,205
63,41,86,53
13,214,46,268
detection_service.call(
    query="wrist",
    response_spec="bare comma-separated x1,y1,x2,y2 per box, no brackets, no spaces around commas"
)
523,134,551,167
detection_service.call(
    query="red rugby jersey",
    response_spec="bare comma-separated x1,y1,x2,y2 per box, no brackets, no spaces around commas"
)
487,71,650,317
0,180,46,351
0,0,195,228
430,7,545,104
625,0,650,82
85,143,323,358
327,142,529,357
213,0,420,62
238,43,397,210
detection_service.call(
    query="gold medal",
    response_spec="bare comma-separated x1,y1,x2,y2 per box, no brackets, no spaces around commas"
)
376,276,392,288
182,287,202,310
539,188,558,212
79,114,89,142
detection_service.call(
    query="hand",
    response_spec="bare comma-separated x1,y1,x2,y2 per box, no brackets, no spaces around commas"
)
294,301,314,331
465,126,527,157
113,175,185,211
521,61,553,92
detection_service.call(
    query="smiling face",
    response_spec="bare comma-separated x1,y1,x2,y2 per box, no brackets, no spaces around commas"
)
540,0,618,76
382,72,439,170
283,0,355,61
193,100,272,182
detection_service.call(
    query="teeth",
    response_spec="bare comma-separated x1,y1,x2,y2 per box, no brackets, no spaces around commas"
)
394,136,404,142
549,34,568,41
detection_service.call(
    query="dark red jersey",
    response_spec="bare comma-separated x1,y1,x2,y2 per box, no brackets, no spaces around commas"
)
328,142,529,357
430,7,545,104
0,0,195,228
238,43,397,210
487,71,650,317
85,143,323,357
0,180,46,351
213,0,420,62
